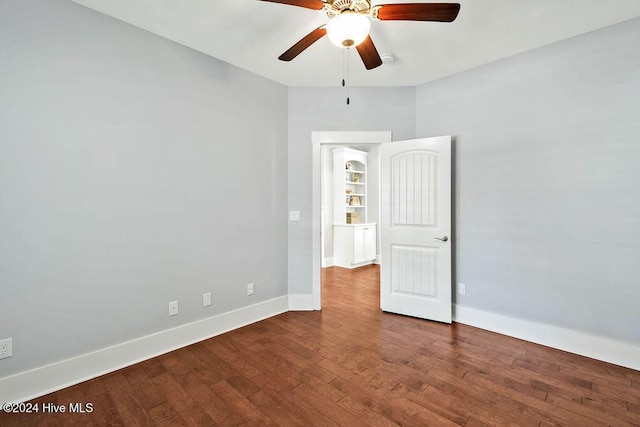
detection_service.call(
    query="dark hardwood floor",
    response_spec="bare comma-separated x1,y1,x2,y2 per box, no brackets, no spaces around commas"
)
2,264,640,426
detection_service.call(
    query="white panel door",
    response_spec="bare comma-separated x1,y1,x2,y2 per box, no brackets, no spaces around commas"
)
380,136,452,323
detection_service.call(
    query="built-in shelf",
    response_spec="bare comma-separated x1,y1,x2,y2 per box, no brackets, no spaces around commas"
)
333,147,376,269
334,147,368,225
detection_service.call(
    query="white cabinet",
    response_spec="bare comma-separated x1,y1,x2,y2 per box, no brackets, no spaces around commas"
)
354,225,376,263
334,224,377,268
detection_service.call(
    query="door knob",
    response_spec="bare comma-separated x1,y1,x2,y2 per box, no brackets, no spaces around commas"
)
434,236,448,242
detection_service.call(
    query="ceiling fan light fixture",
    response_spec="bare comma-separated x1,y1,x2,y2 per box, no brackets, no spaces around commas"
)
326,13,371,48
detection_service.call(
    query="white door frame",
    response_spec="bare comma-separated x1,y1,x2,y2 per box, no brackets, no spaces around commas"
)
311,131,392,309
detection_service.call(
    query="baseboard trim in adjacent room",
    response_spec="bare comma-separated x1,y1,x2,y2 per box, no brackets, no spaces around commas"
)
288,294,315,311
454,304,640,371
322,257,334,268
0,296,289,405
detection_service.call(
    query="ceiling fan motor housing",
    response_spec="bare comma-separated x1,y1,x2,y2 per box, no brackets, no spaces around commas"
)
325,0,371,17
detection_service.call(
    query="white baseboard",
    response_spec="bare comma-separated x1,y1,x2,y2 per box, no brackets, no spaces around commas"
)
322,257,334,268
454,304,640,371
288,294,315,311
5,298,636,404
0,296,289,404
323,257,379,267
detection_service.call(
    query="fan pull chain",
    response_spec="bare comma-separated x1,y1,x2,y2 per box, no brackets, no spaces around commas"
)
342,48,351,105
342,48,346,88
340,48,351,105
346,48,351,105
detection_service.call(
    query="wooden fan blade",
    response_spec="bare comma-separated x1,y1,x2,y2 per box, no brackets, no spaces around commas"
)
356,35,383,70
279,26,327,61
375,3,460,22
258,0,325,10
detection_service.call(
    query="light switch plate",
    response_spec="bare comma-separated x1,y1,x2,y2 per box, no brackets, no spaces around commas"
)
289,211,301,221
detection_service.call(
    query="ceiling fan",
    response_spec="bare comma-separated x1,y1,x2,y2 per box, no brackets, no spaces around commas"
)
259,0,461,70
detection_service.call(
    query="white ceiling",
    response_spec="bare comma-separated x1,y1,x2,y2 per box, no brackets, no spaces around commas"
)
69,0,640,86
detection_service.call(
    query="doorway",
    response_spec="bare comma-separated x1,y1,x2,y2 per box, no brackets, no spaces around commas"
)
311,131,392,309
312,132,454,324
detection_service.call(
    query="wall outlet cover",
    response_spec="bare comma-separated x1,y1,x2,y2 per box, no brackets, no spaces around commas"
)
0,338,12,359
203,292,212,307
169,300,179,316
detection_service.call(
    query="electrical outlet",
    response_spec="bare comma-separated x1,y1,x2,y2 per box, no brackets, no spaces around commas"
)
0,338,12,360
458,283,466,295
168,300,179,316
247,283,255,296
203,292,212,307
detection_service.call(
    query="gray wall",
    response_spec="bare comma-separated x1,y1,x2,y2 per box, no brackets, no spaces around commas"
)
288,86,415,295
417,18,640,344
0,0,288,376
